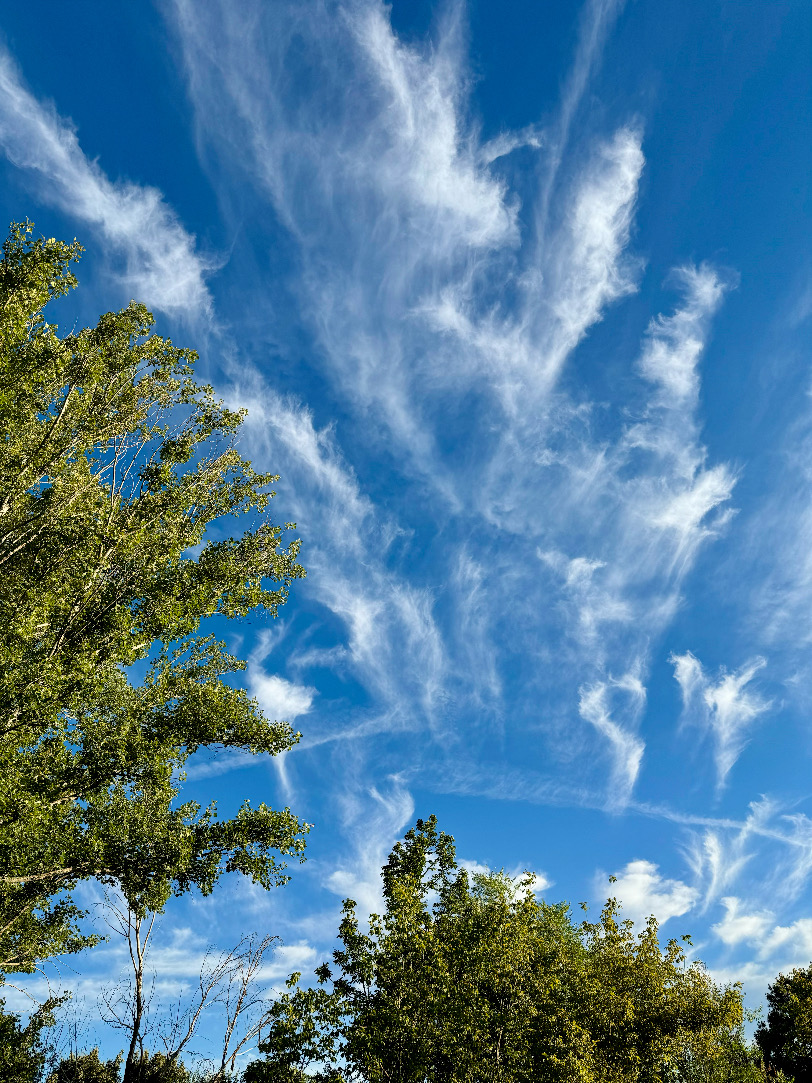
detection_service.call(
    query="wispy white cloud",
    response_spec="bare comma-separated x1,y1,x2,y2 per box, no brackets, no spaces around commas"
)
0,46,212,319
427,124,644,404
536,0,627,236
679,797,812,915
166,0,740,821
324,775,415,917
683,820,757,911
579,677,646,808
542,127,644,381
711,897,812,990
245,634,316,801
225,380,448,748
672,651,770,787
746,405,812,655
638,264,728,405
622,266,736,571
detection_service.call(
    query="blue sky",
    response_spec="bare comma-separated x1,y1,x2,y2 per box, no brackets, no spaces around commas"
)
2,0,812,1057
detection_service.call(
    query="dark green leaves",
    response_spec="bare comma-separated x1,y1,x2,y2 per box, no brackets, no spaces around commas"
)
755,964,812,1081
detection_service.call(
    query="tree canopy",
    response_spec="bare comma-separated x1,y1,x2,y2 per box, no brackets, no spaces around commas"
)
248,817,766,1083
0,222,308,974
755,964,812,1082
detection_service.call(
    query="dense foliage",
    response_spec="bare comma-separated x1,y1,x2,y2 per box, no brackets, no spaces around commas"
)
0,997,62,1083
0,222,308,975
47,1049,122,1083
755,965,812,1082
248,817,768,1083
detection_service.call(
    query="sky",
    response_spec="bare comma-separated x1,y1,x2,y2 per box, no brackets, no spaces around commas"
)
2,0,812,1061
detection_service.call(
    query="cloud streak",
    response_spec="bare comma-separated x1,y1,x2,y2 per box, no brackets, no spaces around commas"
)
164,0,741,819
0,46,212,320
672,651,770,787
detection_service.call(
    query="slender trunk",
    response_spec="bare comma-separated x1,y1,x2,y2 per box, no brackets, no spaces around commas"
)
122,911,154,1083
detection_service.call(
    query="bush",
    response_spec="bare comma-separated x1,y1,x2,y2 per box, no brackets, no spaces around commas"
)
48,1050,122,1083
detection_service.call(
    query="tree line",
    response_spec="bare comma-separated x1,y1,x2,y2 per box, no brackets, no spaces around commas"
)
0,222,809,1081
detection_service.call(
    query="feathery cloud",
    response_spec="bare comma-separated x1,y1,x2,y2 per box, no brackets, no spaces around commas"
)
671,651,770,787
325,776,415,917
579,679,646,808
0,47,212,319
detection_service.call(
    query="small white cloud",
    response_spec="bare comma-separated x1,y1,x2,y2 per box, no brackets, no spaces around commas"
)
245,625,316,724
761,918,812,961
262,940,319,983
712,896,773,947
606,859,698,927
249,673,315,722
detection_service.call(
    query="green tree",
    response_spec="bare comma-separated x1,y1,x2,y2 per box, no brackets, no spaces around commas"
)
125,1050,191,1083
575,902,751,1083
0,995,62,1083
669,1026,778,1083
0,221,308,975
47,1049,122,1083
755,963,812,1081
247,818,765,1083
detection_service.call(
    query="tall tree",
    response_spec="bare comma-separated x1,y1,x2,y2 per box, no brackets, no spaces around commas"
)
99,890,282,1083
0,222,308,975
249,817,766,1083
755,963,812,1082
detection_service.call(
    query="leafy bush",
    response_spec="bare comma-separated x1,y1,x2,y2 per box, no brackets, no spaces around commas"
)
48,1049,122,1083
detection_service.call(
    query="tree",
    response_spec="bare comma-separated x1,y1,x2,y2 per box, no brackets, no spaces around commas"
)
669,1026,779,1083
0,221,308,975
120,1051,192,1083
0,995,62,1083
247,817,765,1083
47,1049,122,1083
755,963,812,1081
99,898,159,1080
99,891,282,1083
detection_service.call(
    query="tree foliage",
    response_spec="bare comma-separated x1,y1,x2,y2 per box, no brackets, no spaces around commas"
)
755,963,812,1081
0,222,308,974
248,817,767,1083
47,1049,122,1083
0,995,63,1082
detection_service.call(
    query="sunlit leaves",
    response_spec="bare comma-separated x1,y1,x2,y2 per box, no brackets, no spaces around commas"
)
251,817,767,1083
0,222,308,972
